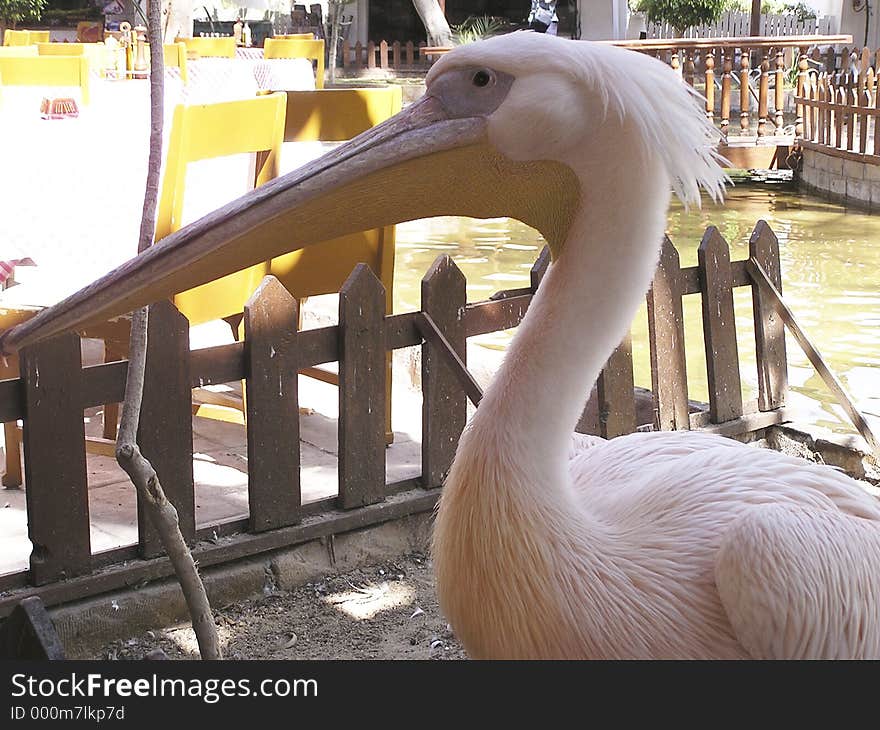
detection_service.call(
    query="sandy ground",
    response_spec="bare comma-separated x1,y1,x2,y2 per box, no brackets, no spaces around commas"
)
91,552,467,661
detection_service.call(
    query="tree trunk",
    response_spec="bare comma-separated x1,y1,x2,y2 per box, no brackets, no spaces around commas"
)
750,0,761,36
412,0,452,46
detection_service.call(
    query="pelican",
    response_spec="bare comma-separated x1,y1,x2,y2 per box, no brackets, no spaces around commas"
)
4,33,880,659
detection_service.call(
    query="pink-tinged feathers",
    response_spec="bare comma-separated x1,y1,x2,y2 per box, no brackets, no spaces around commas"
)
430,35,880,659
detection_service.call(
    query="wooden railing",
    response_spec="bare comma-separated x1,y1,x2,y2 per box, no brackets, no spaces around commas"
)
795,49,880,158
340,39,433,72
0,223,792,615
646,11,832,40
350,34,851,137
606,36,851,137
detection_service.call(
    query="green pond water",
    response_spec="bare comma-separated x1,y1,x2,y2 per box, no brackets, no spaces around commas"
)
391,184,880,435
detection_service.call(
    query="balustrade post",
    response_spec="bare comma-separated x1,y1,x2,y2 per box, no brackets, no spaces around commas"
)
705,50,715,123
774,49,785,130
740,47,750,134
721,50,732,135
795,49,809,136
758,50,770,136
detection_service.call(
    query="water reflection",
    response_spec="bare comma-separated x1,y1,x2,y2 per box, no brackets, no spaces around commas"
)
394,184,880,435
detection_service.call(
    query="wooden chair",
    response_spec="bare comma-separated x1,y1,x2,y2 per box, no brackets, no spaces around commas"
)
141,42,189,84
0,46,37,57
0,93,287,484
274,33,314,40
100,92,288,437
177,36,237,59
0,55,90,104
26,30,49,44
163,41,188,85
2,30,31,46
262,38,324,88
270,87,402,441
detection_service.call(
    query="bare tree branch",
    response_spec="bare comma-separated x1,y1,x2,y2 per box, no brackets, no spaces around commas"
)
115,0,221,660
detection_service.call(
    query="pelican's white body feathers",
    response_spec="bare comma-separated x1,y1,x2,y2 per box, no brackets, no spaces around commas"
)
428,34,880,659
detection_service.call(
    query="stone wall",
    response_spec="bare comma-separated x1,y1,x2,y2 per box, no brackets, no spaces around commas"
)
799,146,880,209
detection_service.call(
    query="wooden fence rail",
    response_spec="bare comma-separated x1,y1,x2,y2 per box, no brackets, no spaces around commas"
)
0,222,790,615
796,63,880,160
646,11,832,40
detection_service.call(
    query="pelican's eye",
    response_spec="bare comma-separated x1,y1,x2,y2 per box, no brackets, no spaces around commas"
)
472,69,493,88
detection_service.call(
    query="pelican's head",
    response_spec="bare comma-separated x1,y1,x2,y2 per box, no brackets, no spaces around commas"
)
0,33,726,353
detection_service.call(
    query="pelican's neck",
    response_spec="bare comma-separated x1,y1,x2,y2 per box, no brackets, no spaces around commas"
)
468,152,671,486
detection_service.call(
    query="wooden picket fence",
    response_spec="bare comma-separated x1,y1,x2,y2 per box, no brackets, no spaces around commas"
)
646,11,832,39
795,46,880,153
0,223,791,616
340,39,433,72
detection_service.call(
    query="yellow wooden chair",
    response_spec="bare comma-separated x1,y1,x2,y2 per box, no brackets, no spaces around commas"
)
2,29,31,46
177,36,237,59
99,92,287,437
271,86,402,441
163,41,188,85
274,33,315,40
0,46,37,57
262,38,324,88
0,55,90,104
138,41,189,84
27,30,49,43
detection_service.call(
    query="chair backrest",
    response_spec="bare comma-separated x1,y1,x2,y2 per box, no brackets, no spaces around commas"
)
274,33,314,40
157,92,287,324
163,42,188,84
28,30,49,43
178,36,237,58
3,30,31,46
262,38,324,88
268,87,401,304
282,86,402,142
37,42,89,56
144,41,188,84
0,56,90,104
0,46,38,57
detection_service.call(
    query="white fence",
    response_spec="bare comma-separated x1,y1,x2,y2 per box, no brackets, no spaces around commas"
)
646,11,833,39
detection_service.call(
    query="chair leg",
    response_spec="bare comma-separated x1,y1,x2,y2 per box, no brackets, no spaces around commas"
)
2,421,22,488
0,352,22,488
102,341,125,441
385,350,393,446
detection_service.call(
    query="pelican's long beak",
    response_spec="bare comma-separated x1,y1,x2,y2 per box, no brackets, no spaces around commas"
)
0,93,578,354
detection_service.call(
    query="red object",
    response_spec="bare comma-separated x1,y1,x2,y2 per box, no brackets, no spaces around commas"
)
40,97,79,119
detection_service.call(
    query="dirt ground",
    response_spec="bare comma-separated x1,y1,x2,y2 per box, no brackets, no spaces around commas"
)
92,553,467,661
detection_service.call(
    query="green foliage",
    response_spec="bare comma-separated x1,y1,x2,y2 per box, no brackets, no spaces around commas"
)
452,15,507,45
631,0,726,33
633,0,817,28
719,0,817,16
0,0,45,26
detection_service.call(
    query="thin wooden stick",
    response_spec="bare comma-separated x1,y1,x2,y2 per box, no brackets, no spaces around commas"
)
114,1,221,659
415,313,483,407
747,259,880,461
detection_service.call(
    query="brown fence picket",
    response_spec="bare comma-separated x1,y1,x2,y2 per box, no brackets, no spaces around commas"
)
531,246,550,292
646,236,690,430
342,39,350,68
244,276,301,531
379,40,388,70
421,255,466,488
20,333,90,585
367,41,375,69
392,40,400,70
596,334,637,438
749,221,788,411
137,301,195,558
338,265,386,508
698,227,743,423
406,41,414,66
